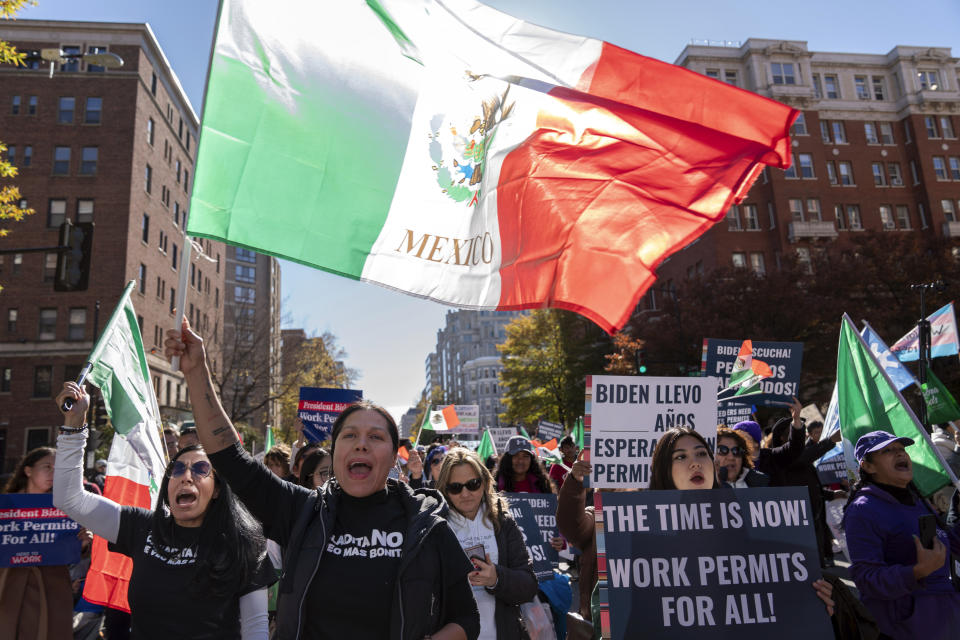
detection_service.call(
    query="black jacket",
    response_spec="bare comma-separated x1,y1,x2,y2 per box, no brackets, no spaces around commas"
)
209,443,479,640
721,468,771,488
755,421,805,486
487,510,538,639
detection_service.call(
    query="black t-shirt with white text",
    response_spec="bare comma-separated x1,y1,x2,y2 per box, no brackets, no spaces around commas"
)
110,506,275,639
305,486,408,639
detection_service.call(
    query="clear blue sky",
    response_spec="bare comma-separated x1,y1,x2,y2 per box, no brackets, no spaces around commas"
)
20,0,960,419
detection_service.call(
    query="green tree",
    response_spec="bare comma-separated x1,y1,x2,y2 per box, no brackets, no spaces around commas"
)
498,309,611,429
0,1,38,267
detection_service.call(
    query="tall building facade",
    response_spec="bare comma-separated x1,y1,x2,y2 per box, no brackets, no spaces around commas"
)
652,39,960,292
0,20,225,470
221,247,282,436
426,309,524,428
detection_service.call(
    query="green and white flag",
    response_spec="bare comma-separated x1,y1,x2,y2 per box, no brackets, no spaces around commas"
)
924,367,960,425
836,314,959,495
477,428,496,461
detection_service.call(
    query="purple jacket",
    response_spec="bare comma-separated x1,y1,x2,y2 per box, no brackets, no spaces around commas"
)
844,484,960,640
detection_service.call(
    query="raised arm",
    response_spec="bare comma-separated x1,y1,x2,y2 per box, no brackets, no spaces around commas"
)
52,383,121,543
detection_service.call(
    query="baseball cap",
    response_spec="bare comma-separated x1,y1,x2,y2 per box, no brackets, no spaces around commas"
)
506,436,534,455
854,430,914,465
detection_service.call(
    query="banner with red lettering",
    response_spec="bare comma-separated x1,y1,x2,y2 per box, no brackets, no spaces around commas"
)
0,494,81,567
298,387,363,443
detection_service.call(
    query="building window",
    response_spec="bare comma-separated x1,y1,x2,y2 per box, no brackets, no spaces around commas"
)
175,159,181,183
53,146,70,175
872,163,887,186
925,116,939,138
183,169,189,193
743,204,760,230
731,252,746,268
788,198,804,222
942,117,956,139
61,45,80,71
236,248,257,263
235,264,256,283
38,308,56,341
5,145,14,166
151,72,158,96
172,243,178,270
823,75,839,99
22,145,31,167
11,95,20,114
826,161,838,185
58,96,74,123
949,157,960,180
67,308,86,340
771,62,795,85
84,97,102,124
705,69,720,80
872,76,886,100
839,162,854,186
33,366,53,398
797,153,815,178
864,123,879,144
186,132,191,152
145,164,152,193
813,75,822,98
791,112,807,136
855,76,870,100
173,202,180,226
80,147,98,174
887,163,903,186
48,199,66,228
77,199,94,222
7,308,18,333
147,118,155,145
750,253,765,275
917,70,940,91
27,95,37,115
796,248,812,273
834,204,846,230
879,205,895,230
12,253,21,275
235,285,255,304
784,159,797,179
933,157,948,180
878,122,894,145
43,253,57,283
726,205,742,231
807,198,822,221
85,45,107,72
724,70,738,86
1,367,10,392
831,121,846,143
943,200,957,223
141,213,150,243
170,287,176,313
896,205,911,229
846,205,862,230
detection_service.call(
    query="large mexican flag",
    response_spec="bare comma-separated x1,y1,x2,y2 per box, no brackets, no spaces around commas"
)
188,0,797,332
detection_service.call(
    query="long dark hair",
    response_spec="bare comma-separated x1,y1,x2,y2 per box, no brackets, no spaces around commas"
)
298,448,331,488
649,427,716,491
4,447,57,493
329,400,399,457
151,445,265,596
494,450,555,493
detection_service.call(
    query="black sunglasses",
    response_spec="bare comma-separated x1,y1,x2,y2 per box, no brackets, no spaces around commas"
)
168,460,213,479
716,445,744,457
446,477,483,495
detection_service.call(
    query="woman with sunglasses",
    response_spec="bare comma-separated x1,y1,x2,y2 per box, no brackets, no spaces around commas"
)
52,382,275,639
436,449,537,640
713,427,770,488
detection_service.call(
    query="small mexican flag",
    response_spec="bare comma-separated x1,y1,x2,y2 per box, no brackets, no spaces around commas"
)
722,339,773,397
477,429,497,461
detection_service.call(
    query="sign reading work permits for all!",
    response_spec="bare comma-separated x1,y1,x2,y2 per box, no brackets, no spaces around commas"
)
590,376,718,489
298,387,363,443
595,487,832,640
0,494,82,567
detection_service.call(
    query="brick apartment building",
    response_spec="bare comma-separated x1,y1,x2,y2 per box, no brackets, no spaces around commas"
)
0,20,225,471
651,39,960,297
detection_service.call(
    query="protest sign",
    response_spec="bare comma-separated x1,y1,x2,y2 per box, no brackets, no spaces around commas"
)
0,494,81,567
506,493,559,574
537,420,564,441
298,387,363,443
701,339,804,413
589,375,718,488
488,427,516,454
504,496,555,581
451,404,480,436
595,487,831,640
815,445,847,485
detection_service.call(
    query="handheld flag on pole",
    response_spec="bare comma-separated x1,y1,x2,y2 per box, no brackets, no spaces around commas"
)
572,416,584,450
477,428,497,461
518,425,531,440
889,301,959,362
923,367,960,425
80,281,167,612
188,0,797,333
836,314,959,495
718,340,773,398
265,424,275,452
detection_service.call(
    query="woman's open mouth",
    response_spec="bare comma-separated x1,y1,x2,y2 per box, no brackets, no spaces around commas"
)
347,460,372,479
689,472,705,485
175,490,198,508
894,460,910,472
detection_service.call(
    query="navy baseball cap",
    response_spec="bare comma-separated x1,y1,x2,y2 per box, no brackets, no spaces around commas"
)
854,430,914,465
506,436,534,455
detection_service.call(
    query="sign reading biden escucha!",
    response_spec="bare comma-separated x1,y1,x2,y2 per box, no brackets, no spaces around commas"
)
702,339,804,408
590,376,718,489
0,494,81,568
596,487,832,640
298,387,363,443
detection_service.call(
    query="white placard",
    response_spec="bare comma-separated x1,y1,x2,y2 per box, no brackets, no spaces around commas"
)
488,427,516,454
590,375,719,488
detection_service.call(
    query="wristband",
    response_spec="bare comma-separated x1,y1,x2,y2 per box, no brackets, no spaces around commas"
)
59,424,89,435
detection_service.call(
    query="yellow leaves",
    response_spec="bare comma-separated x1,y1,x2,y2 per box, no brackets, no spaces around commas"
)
1,0,37,66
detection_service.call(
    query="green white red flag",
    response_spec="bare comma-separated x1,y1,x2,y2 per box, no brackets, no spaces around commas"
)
721,339,773,398
188,0,797,332
81,282,166,611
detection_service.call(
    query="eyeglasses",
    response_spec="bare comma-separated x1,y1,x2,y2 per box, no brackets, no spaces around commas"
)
168,460,213,479
314,468,331,480
446,477,483,495
716,445,744,457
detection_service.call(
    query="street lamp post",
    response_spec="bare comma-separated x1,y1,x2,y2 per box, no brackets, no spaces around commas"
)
21,48,124,77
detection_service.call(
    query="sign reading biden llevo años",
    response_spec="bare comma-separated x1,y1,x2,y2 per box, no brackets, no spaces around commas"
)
590,376,718,489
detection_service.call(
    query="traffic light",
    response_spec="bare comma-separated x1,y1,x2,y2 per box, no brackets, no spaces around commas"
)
635,347,648,375
55,220,94,292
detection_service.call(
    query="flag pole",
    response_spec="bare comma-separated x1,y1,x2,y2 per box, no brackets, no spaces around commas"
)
171,239,193,372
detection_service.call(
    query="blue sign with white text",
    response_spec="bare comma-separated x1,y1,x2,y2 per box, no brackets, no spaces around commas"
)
702,339,804,422
298,387,363,443
0,494,81,567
